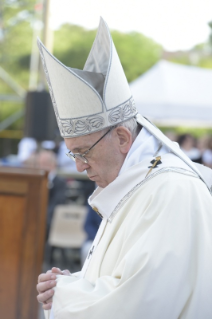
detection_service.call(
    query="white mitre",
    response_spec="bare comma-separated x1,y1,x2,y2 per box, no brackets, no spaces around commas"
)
37,17,137,138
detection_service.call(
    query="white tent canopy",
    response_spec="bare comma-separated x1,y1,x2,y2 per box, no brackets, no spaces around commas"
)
130,60,212,127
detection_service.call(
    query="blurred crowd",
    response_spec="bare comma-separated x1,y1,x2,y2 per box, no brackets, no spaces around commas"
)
165,132,212,168
0,137,79,171
1,132,212,169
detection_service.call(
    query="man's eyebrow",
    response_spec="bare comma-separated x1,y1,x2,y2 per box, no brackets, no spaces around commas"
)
72,146,89,153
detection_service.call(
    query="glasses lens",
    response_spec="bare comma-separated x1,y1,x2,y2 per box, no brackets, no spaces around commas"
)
75,154,88,164
66,152,75,162
66,152,88,163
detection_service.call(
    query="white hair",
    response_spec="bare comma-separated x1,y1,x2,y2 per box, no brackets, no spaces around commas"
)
104,117,141,142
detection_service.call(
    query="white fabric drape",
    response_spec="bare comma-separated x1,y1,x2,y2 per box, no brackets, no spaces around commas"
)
50,171,212,319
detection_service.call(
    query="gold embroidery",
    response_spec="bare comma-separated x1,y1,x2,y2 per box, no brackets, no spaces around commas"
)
145,156,161,178
92,206,103,219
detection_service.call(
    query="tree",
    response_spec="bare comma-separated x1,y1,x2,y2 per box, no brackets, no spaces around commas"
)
0,0,38,88
53,24,163,82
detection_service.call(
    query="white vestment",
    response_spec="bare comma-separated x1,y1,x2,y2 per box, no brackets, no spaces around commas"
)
46,128,212,319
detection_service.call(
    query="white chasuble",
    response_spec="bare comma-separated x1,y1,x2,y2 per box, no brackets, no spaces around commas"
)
46,129,212,319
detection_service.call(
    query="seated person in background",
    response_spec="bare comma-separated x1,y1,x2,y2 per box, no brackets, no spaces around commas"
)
37,150,67,240
81,205,101,265
202,136,212,169
17,137,37,165
178,133,202,163
57,141,80,172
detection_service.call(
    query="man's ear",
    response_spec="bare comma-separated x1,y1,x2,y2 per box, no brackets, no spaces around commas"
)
115,127,133,154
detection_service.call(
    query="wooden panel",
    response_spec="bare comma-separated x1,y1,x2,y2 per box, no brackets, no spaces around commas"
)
0,194,26,318
0,167,48,319
0,166,46,177
0,179,28,195
18,177,47,319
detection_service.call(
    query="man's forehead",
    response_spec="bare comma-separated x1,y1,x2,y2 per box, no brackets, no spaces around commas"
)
64,137,87,151
64,131,100,151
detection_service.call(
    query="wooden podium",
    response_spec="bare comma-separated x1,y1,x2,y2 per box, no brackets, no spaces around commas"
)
0,167,48,319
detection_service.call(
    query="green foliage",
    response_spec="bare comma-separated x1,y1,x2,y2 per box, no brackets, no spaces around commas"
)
160,126,212,138
167,53,212,71
112,31,162,82
53,24,163,82
0,1,35,88
166,39,212,71
198,57,212,69
53,24,97,70
167,56,191,66
0,0,35,131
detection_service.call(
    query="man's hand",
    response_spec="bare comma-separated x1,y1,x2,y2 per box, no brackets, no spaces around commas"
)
37,267,70,310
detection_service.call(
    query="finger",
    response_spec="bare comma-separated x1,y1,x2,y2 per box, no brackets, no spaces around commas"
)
62,269,71,276
38,272,57,284
45,297,53,304
37,279,56,294
51,267,64,275
43,302,52,310
46,269,52,273
37,289,54,304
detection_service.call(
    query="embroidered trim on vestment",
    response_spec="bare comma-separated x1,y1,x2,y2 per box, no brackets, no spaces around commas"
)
108,167,199,222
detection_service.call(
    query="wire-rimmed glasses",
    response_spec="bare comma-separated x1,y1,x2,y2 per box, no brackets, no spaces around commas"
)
66,126,114,164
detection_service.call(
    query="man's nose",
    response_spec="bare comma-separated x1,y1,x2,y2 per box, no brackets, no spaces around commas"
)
75,159,90,172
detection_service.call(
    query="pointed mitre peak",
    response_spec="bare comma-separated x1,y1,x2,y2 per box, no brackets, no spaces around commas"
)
37,17,137,138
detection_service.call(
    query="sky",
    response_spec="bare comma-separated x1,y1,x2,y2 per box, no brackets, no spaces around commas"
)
50,0,212,52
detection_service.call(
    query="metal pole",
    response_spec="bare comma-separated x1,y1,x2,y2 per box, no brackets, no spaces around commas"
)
0,0,4,42
38,0,53,90
43,0,53,52
0,66,26,98
29,1,43,90
0,109,24,133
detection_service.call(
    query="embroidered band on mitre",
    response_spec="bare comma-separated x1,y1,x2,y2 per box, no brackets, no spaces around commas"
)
37,17,138,138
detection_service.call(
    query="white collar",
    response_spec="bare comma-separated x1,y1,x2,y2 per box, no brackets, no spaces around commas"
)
119,127,169,175
88,129,194,220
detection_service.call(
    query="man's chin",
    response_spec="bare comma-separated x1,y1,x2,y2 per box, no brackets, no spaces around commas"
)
95,180,108,188
87,174,108,188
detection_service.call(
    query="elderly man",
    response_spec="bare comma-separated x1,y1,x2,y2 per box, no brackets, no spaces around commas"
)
36,18,212,319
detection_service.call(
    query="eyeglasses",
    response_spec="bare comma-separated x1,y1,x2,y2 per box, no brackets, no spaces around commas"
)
66,126,114,164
